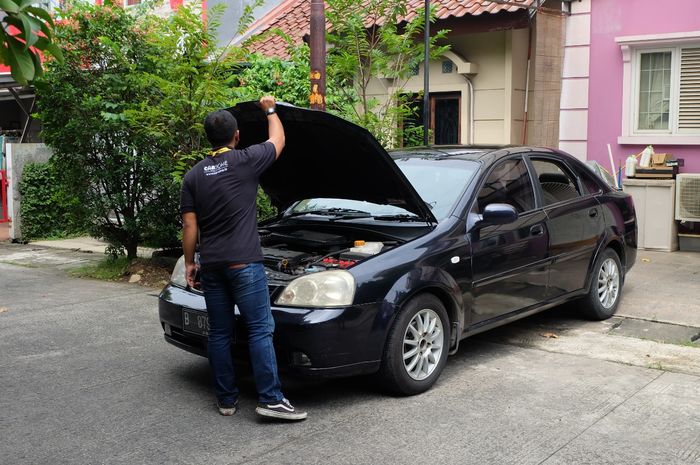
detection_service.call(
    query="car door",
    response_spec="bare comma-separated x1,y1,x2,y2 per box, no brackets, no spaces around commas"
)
528,155,604,298
468,156,550,326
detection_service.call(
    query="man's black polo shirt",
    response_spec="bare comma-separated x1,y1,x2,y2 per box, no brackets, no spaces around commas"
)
180,142,276,269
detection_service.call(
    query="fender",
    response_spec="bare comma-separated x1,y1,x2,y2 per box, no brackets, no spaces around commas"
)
583,231,625,293
377,265,465,354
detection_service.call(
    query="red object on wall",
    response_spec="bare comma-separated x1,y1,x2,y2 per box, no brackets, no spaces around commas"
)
0,170,10,224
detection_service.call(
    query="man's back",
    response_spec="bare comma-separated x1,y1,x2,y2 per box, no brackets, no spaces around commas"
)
180,141,276,269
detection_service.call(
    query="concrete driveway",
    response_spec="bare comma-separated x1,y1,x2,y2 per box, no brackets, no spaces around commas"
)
1,245,699,465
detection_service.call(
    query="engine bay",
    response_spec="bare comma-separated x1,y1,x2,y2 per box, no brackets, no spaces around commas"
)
260,228,398,275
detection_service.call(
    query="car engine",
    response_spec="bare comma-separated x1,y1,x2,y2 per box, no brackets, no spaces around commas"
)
259,229,393,275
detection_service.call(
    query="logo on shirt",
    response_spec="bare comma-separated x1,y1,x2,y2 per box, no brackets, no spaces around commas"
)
203,160,228,176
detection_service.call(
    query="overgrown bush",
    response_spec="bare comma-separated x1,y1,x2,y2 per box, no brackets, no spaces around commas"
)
18,162,88,240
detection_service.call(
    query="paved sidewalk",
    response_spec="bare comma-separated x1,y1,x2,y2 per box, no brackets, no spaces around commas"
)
30,236,157,259
619,250,700,327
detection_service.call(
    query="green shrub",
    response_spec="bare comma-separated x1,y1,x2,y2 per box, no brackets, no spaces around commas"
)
19,162,89,240
257,188,277,221
68,256,131,281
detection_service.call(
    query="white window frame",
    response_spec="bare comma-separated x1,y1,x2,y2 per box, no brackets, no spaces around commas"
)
617,31,700,145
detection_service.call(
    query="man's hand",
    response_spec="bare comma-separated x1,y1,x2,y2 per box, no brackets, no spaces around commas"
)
260,95,277,112
182,211,199,288
260,95,285,158
185,261,199,288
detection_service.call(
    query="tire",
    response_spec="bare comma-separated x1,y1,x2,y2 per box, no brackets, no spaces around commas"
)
379,294,450,396
578,248,624,320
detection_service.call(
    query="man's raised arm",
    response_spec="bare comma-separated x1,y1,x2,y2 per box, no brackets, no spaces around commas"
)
260,96,285,159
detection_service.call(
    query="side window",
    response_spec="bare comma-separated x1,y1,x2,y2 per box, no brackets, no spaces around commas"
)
577,168,604,195
531,159,582,206
477,158,535,213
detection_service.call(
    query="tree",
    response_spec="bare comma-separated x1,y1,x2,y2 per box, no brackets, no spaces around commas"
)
35,2,180,259
325,0,449,147
134,3,244,180
236,44,312,108
240,0,449,148
1,0,63,84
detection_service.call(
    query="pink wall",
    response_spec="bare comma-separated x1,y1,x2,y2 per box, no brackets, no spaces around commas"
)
588,0,700,174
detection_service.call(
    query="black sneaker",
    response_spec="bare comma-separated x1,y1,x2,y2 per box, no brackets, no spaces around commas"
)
217,400,238,416
255,398,307,421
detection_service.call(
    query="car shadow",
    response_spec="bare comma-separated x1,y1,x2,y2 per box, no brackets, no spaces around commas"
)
170,302,600,405
435,302,593,385
171,354,384,406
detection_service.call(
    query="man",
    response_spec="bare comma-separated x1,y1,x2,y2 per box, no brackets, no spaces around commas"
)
180,96,307,421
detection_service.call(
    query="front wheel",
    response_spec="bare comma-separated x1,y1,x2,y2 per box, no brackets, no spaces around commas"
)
379,294,450,396
578,248,623,320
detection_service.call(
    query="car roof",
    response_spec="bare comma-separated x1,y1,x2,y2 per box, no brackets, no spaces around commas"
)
389,145,564,164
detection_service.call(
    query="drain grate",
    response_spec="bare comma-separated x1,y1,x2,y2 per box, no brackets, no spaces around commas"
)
609,318,700,346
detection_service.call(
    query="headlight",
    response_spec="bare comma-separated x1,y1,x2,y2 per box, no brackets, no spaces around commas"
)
170,256,187,287
275,270,355,307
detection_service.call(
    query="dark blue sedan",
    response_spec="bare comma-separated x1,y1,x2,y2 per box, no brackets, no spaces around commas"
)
158,103,637,395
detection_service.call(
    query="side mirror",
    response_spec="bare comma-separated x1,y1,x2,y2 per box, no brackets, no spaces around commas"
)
467,203,519,231
482,203,519,225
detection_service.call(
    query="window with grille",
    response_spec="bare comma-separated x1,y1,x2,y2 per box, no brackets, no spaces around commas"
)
679,48,700,131
634,46,700,135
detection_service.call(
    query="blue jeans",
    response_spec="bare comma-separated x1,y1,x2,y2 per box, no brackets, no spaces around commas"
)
201,263,283,405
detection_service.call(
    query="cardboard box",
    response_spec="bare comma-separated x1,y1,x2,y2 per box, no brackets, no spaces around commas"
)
651,153,672,166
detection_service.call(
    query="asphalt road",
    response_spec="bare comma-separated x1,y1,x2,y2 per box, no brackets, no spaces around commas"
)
2,260,700,465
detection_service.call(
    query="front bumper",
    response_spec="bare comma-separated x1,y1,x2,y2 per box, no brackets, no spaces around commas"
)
158,284,383,378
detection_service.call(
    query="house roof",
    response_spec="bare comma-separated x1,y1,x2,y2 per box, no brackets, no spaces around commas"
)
244,0,535,58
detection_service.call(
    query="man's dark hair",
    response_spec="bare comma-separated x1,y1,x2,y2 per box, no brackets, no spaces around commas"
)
204,110,238,148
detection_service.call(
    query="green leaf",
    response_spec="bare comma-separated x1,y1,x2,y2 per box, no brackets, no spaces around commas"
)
7,36,35,83
38,18,53,41
25,6,54,27
0,0,19,14
46,42,63,63
29,48,43,78
19,14,37,49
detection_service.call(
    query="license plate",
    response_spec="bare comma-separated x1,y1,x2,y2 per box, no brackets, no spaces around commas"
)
182,309,210,336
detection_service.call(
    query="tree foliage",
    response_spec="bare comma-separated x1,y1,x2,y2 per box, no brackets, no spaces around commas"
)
236,44,311,108
134,3,243,180
35,2,180,258
0,0,63,84
240,0,449,148
325,0,449,147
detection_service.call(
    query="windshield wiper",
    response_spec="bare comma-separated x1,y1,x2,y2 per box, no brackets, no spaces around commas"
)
372,214,426,222
286,208,372,219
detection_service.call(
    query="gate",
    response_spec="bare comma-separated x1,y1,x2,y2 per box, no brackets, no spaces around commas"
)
0,169,9,224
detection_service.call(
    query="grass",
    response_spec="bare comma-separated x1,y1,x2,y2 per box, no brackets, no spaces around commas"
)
69,256,131,280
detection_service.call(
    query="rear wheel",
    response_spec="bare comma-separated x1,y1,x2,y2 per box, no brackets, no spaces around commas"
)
379,294,450,395
578,248,623,320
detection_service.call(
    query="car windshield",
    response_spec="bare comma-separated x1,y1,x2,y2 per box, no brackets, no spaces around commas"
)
396,158,479,219
287,157,480,221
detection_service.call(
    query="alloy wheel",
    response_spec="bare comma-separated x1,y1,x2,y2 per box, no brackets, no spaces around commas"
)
402,308,444,381
597,258,620,309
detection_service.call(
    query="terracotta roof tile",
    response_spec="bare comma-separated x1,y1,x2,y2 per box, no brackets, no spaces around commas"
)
245,0,534,58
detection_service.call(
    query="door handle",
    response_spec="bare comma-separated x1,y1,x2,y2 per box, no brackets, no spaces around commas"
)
530,224,544,236
589,208,599,218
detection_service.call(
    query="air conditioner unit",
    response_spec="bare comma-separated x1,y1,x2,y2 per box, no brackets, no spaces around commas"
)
676,174,700,222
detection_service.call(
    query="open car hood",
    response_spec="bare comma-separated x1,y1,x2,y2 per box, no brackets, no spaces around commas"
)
228,102,437,223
